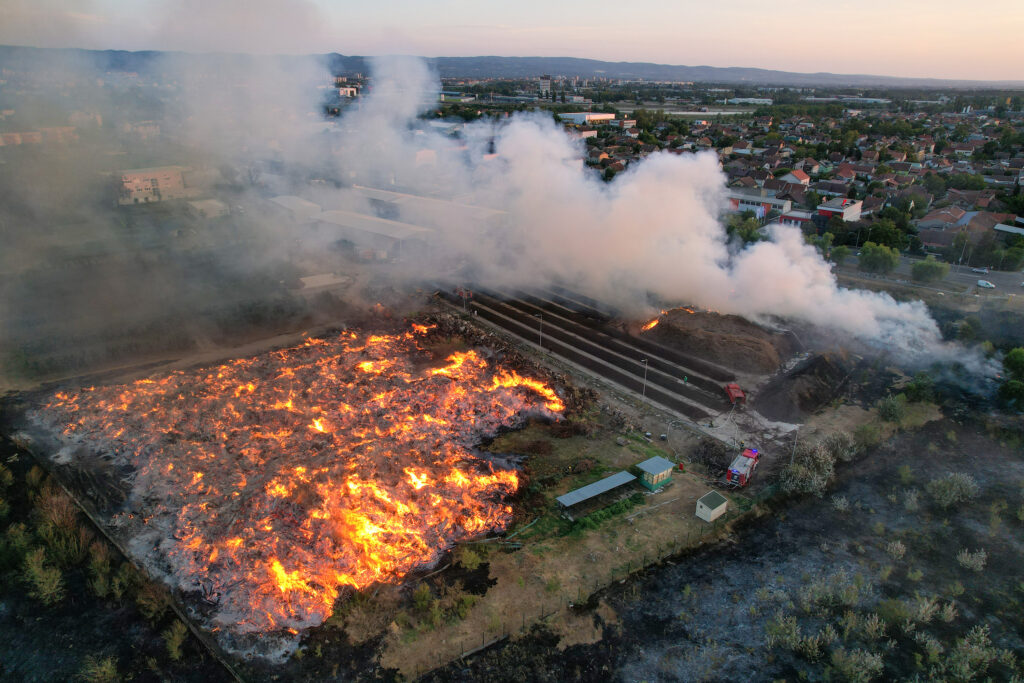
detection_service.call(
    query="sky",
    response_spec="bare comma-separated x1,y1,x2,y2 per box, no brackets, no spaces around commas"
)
1,0,1022,81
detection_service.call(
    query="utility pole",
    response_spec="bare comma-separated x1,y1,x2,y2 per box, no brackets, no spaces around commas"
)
534,313,543,349
640,358,649,398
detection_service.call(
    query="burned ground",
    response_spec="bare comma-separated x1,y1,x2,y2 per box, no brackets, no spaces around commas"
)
752,352,854,423
440,413,1024,682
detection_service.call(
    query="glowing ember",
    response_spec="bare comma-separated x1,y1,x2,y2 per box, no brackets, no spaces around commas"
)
36,325,563,638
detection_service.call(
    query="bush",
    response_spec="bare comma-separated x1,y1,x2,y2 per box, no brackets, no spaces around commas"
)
956,548,987,572
904,372,935,402
926,473,980,509
853,424,882,450
135,580,171,623
412,583,433,613
455,546,482,571
163,620,188,662
779,443,836,497
823,431,858,462
78,655,120,683
831,495,850,512
886,540,907,560
830,647,884,683
877,394,907,423
940,625,1003,681
911,257,950,283
34,485,91,567
23,547,65,605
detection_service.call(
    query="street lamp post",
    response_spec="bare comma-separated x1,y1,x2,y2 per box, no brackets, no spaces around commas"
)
534,313,543,349
640,358,649,398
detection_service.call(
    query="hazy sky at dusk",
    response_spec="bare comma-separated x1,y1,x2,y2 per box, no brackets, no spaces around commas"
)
1,0,1022,81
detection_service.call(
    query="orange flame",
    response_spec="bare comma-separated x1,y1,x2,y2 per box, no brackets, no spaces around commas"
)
641,319,659,331
38,325,563,638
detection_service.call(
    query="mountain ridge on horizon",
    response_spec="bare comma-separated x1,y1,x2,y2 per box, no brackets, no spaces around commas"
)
1,44,1021,89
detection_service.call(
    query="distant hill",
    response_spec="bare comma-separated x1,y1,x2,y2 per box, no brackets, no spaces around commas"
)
2,45,1021,89
399,56,1024,89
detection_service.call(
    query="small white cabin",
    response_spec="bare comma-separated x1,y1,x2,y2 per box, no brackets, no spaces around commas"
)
696,490,728,523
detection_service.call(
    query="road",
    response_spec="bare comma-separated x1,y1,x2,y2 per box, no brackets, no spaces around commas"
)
836,254,1024,294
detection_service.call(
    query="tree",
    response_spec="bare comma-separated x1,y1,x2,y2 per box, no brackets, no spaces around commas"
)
947,173,986,191
858,241,900,274
727,212,765,245
998,380,1024,409
805,190,821,210
829,245,851,264
864,218,909,250
1004,347,1024,381
911,257,950,283
808,231,834,255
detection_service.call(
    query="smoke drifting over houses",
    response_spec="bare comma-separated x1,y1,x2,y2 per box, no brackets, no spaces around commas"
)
0,49,975,389
302,56,947,358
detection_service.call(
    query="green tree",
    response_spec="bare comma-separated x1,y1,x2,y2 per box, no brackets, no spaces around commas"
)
947,173,986,191
998,380,1024,409
858,241,900,274
1004,348,1024,381
864,218,909,250
911,257,950,283
727,212,765,245
922,173,946,197
829,245,851,264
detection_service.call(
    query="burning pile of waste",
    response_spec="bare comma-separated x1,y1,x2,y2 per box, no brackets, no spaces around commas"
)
32,323,563,652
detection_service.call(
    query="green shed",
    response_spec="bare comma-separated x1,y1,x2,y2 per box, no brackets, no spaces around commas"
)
636,456,675,491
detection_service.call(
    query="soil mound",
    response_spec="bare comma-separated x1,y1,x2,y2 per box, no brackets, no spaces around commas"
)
752,353,852,423
649,310,795,374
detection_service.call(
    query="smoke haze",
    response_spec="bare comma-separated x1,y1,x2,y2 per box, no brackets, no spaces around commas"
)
0,48,973,388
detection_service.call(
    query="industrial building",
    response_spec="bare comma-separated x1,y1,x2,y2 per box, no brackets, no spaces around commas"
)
558,112,617,126
316,210,433,260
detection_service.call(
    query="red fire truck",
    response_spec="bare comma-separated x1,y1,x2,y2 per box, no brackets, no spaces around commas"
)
724,383,746,406
726,448,760,487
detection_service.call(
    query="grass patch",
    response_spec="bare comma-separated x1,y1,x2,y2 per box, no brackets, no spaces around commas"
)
569,492,645,535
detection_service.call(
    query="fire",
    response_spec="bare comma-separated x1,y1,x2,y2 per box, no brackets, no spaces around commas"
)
641,319,659,331
37,324,562,638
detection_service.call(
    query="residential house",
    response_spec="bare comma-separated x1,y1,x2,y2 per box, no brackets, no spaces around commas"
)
817,197,863,222
779,169,811,186
918,206,966,230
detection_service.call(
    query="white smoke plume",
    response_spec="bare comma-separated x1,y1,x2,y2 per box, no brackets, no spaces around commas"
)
319,56,950,360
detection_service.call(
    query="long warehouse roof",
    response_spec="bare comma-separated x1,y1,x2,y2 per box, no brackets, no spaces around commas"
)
316,209,433,242
556,471,636,508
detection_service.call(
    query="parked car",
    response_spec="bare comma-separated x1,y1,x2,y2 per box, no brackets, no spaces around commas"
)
972,267,989,274
977,280,996,289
